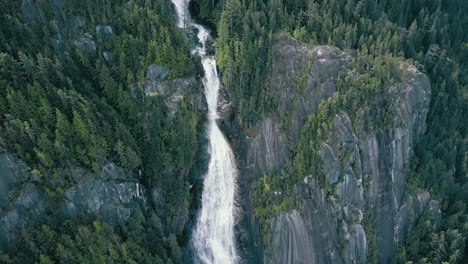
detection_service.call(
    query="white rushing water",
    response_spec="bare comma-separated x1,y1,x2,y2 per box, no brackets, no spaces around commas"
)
170,1,238,263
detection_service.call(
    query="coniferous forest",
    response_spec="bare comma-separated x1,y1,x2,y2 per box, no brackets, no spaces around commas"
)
0,0,467,263
1,0,199,262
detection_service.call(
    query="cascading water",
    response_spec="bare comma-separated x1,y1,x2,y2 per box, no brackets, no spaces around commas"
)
171,1,238,263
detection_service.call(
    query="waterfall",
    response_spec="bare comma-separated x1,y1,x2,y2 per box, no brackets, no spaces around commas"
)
170,1,238,263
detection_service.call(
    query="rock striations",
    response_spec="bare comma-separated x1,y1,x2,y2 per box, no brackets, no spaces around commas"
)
219,33,436,264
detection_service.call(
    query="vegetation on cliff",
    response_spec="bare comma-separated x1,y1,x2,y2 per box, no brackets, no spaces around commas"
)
0,0,466,262
195,0,467,262
0,0,200,262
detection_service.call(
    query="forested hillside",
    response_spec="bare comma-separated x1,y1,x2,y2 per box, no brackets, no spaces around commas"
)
192,0,467,263
0,0,466,263
0,0,202,262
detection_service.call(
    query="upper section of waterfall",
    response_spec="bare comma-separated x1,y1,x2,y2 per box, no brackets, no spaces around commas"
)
170,1,239,263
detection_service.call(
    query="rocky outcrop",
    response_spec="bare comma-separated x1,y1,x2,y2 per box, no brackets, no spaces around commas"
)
96,25,113,41
0,154,43,252
21,0,115,59
145,64,205,115
73,33,97,58
0,154,29,210
4,0,207,259
61,179,146,225
222,34,436,263
146,64,171,95
0,184,47,252
0,156,159,253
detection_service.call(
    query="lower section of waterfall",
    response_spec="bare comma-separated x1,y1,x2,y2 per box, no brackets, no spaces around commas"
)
170,1,238,263
192,120,238,264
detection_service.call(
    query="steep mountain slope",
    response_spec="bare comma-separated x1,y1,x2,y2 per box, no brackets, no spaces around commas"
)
0,0,205,262
203,0,467,263
220,33,436,263
0,0,466,263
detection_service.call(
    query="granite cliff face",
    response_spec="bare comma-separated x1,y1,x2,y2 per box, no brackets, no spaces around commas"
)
219,34,437,263
1,1,440,261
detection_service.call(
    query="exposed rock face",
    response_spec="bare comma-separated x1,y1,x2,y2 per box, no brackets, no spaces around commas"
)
269,210,313,264
0,183,46,253
0,154,44,252
0,157,154,253
73,33,97,58
217,87,234,121
0,154,29,209
221,34,436,263
146,64,171,95
4,0,206,258
21,0,40,24
145,64,204,114
244,118,289,179
220,35,354,263
103,51,113,63
96,25,113,41
348,224,368,264
233,37,353,183
61,179,146,225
